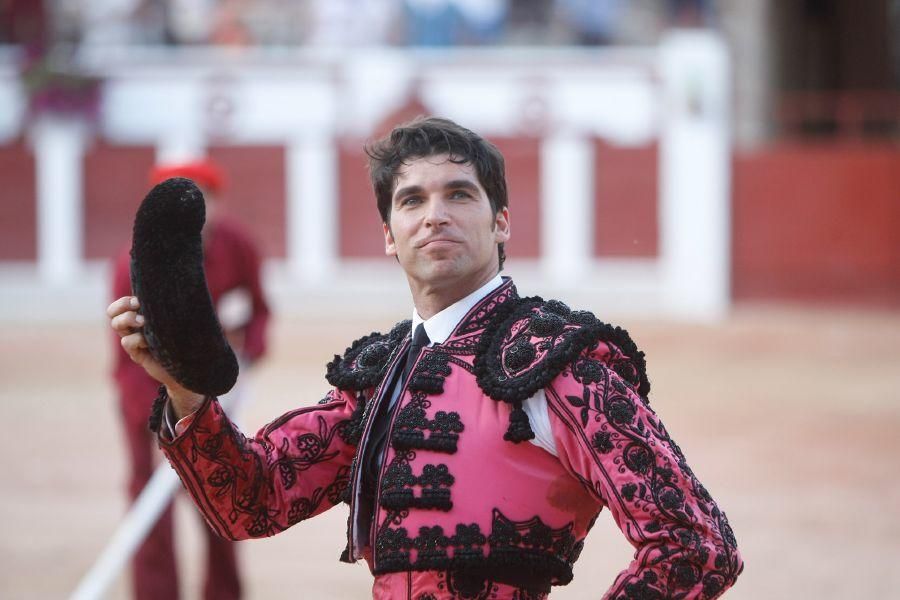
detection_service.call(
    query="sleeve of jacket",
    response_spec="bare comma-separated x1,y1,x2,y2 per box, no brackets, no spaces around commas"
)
544,350,743,599
158,388,363,541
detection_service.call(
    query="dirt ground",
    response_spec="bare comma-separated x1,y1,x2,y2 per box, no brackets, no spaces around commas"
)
1,303,898,599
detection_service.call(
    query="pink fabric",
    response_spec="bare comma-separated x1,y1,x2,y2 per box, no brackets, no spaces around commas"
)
371,571,548,599
157,281,741,598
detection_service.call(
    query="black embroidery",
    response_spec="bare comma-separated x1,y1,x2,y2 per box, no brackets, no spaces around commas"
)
504,337,537,373
504,401,535,443
326,321,410,390
474,298,651,405
392,399,465,454
591,431,614,454
374,509,580,590
445,569,496,599
455,278,518,335
408,349,453,394
147,384,169,433
380,461,455,511
561,361,741,596
287,465,350,524
185,404,351,539
616,571,665,600
336,392,368,446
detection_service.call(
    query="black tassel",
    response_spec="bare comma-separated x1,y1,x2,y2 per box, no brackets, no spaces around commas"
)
147,385,169,433
504,401,535,443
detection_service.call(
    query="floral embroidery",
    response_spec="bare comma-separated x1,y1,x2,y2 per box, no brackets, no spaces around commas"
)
556,355,741,597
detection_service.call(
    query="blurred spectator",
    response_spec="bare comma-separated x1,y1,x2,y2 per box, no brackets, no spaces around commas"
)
166,0,216,44
666,0,714,28
77,0,166,45
505,0,557,45
556,0,624,46
402,0,460,46
306,0,398,47
0,0,47,45
209,0,254,46
453,0,508,45
37,0,676,48
111,158,270,600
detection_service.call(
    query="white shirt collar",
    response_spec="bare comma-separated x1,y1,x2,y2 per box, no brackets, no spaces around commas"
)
411,275,504,345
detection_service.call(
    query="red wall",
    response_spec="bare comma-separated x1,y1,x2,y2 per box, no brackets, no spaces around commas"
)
593,140,658,257
732,144,900,305
83,141,156,259
208,145,286,258
82,143,286,261
0,141,36,260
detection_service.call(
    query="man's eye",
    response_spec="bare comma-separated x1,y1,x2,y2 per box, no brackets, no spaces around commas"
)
400,196,422,207
450,190,472,199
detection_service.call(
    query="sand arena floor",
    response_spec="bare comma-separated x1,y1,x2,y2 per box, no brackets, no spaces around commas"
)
2,304,898,599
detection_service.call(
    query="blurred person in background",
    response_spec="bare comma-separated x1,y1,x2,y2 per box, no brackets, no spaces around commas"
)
305,0,399,47
556,0,624,46
109,118,741,598
452,0,508,45
403,0,460,46
110,158,270,600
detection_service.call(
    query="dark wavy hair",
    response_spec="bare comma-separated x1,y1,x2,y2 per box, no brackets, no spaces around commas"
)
366,116,508,269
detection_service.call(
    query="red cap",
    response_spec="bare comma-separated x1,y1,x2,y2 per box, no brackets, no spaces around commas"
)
149,159,226,193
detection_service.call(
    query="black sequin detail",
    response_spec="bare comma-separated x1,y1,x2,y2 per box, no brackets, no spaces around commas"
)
326,321,410,390
474,297,651,405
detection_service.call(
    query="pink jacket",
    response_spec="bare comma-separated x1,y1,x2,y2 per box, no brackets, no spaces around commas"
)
158,279,742,598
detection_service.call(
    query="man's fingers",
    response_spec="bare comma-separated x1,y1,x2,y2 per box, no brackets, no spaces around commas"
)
106,296,140,318
121,331,149,359
110,310,145,335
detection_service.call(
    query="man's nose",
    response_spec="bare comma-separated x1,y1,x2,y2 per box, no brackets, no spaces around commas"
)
423,197,450,226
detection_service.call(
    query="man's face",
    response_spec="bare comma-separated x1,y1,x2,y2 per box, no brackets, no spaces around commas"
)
384,154,510,296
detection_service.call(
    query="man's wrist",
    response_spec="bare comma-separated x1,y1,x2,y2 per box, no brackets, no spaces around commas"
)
166,385,206,420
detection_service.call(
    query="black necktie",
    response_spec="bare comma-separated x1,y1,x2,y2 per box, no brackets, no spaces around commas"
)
363,324,430,492
401,323,430,386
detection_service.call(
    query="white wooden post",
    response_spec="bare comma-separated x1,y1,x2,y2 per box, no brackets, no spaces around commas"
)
32,117,87,285
287,134,338,284
540,132,594,285
659,31,731,319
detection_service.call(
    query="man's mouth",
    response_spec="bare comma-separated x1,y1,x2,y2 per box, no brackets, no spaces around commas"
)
418,238,460,248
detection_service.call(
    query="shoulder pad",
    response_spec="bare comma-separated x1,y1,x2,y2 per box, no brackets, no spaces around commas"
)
326,320,410,390
474,298,650,403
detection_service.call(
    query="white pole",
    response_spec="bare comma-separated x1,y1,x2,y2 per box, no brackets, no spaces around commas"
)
32,117,86,286
540,132,594,285
288,134,337,285
70,380,249,600
659,30,732,319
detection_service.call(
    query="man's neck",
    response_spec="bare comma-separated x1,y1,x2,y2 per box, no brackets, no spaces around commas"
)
410,270,500,320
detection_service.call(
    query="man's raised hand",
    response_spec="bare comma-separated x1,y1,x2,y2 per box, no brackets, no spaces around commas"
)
107,296,204,418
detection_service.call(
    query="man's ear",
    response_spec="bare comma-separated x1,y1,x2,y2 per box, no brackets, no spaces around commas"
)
493,207,510,244
384,222,397,257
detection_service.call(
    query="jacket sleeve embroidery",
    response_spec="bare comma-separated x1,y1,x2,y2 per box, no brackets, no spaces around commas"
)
545,350,743,599
158,388,360,541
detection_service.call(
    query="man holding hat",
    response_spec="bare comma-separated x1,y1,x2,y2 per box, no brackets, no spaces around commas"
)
110,158,270,600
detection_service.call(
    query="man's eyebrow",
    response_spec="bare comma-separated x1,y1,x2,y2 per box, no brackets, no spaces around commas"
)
445,179,480,192
393,185,424,202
